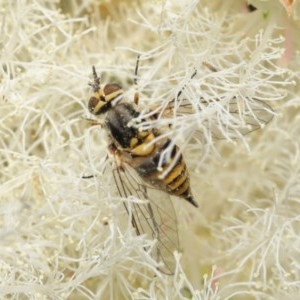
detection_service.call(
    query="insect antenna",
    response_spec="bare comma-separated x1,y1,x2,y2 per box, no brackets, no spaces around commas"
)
134,55,141,86
133,55,141,105
89,66,101,93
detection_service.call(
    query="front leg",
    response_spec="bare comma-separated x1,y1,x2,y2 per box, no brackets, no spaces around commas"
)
83,116,103,127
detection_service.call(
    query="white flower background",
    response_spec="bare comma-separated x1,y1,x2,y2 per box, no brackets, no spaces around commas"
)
1,0,300,299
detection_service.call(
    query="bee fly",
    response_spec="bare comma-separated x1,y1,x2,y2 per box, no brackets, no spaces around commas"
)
87,57,198,275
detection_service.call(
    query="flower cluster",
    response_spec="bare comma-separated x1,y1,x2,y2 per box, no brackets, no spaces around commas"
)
1,0,300,299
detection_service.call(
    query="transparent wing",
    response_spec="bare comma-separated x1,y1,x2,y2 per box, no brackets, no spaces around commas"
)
158,96,274,140
111,153,179,275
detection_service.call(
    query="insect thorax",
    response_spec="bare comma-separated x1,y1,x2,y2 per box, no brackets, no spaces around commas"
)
105,102,142,149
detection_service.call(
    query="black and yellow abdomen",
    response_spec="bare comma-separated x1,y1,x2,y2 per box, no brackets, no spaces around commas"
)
105,102,198,207
133,140,198,207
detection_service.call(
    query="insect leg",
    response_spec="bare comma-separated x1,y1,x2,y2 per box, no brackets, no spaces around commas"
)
83,116,103,127
202,61,218,73
82,174,95,179
175,61,218,100
175,68,197,99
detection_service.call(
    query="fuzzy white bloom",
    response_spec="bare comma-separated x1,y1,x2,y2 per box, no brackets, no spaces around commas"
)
1,0,300,299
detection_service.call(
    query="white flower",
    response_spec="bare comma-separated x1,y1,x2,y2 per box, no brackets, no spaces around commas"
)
1,0,299,299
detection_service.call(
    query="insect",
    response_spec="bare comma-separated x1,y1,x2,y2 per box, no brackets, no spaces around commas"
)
86,57,273,274
87,57,198,275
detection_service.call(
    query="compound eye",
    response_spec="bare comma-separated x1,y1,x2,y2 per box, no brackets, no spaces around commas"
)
88,96,100,114
103,83,122,96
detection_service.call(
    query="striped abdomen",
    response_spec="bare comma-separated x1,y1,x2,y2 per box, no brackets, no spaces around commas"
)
130,139,198,208
106,102,198,207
